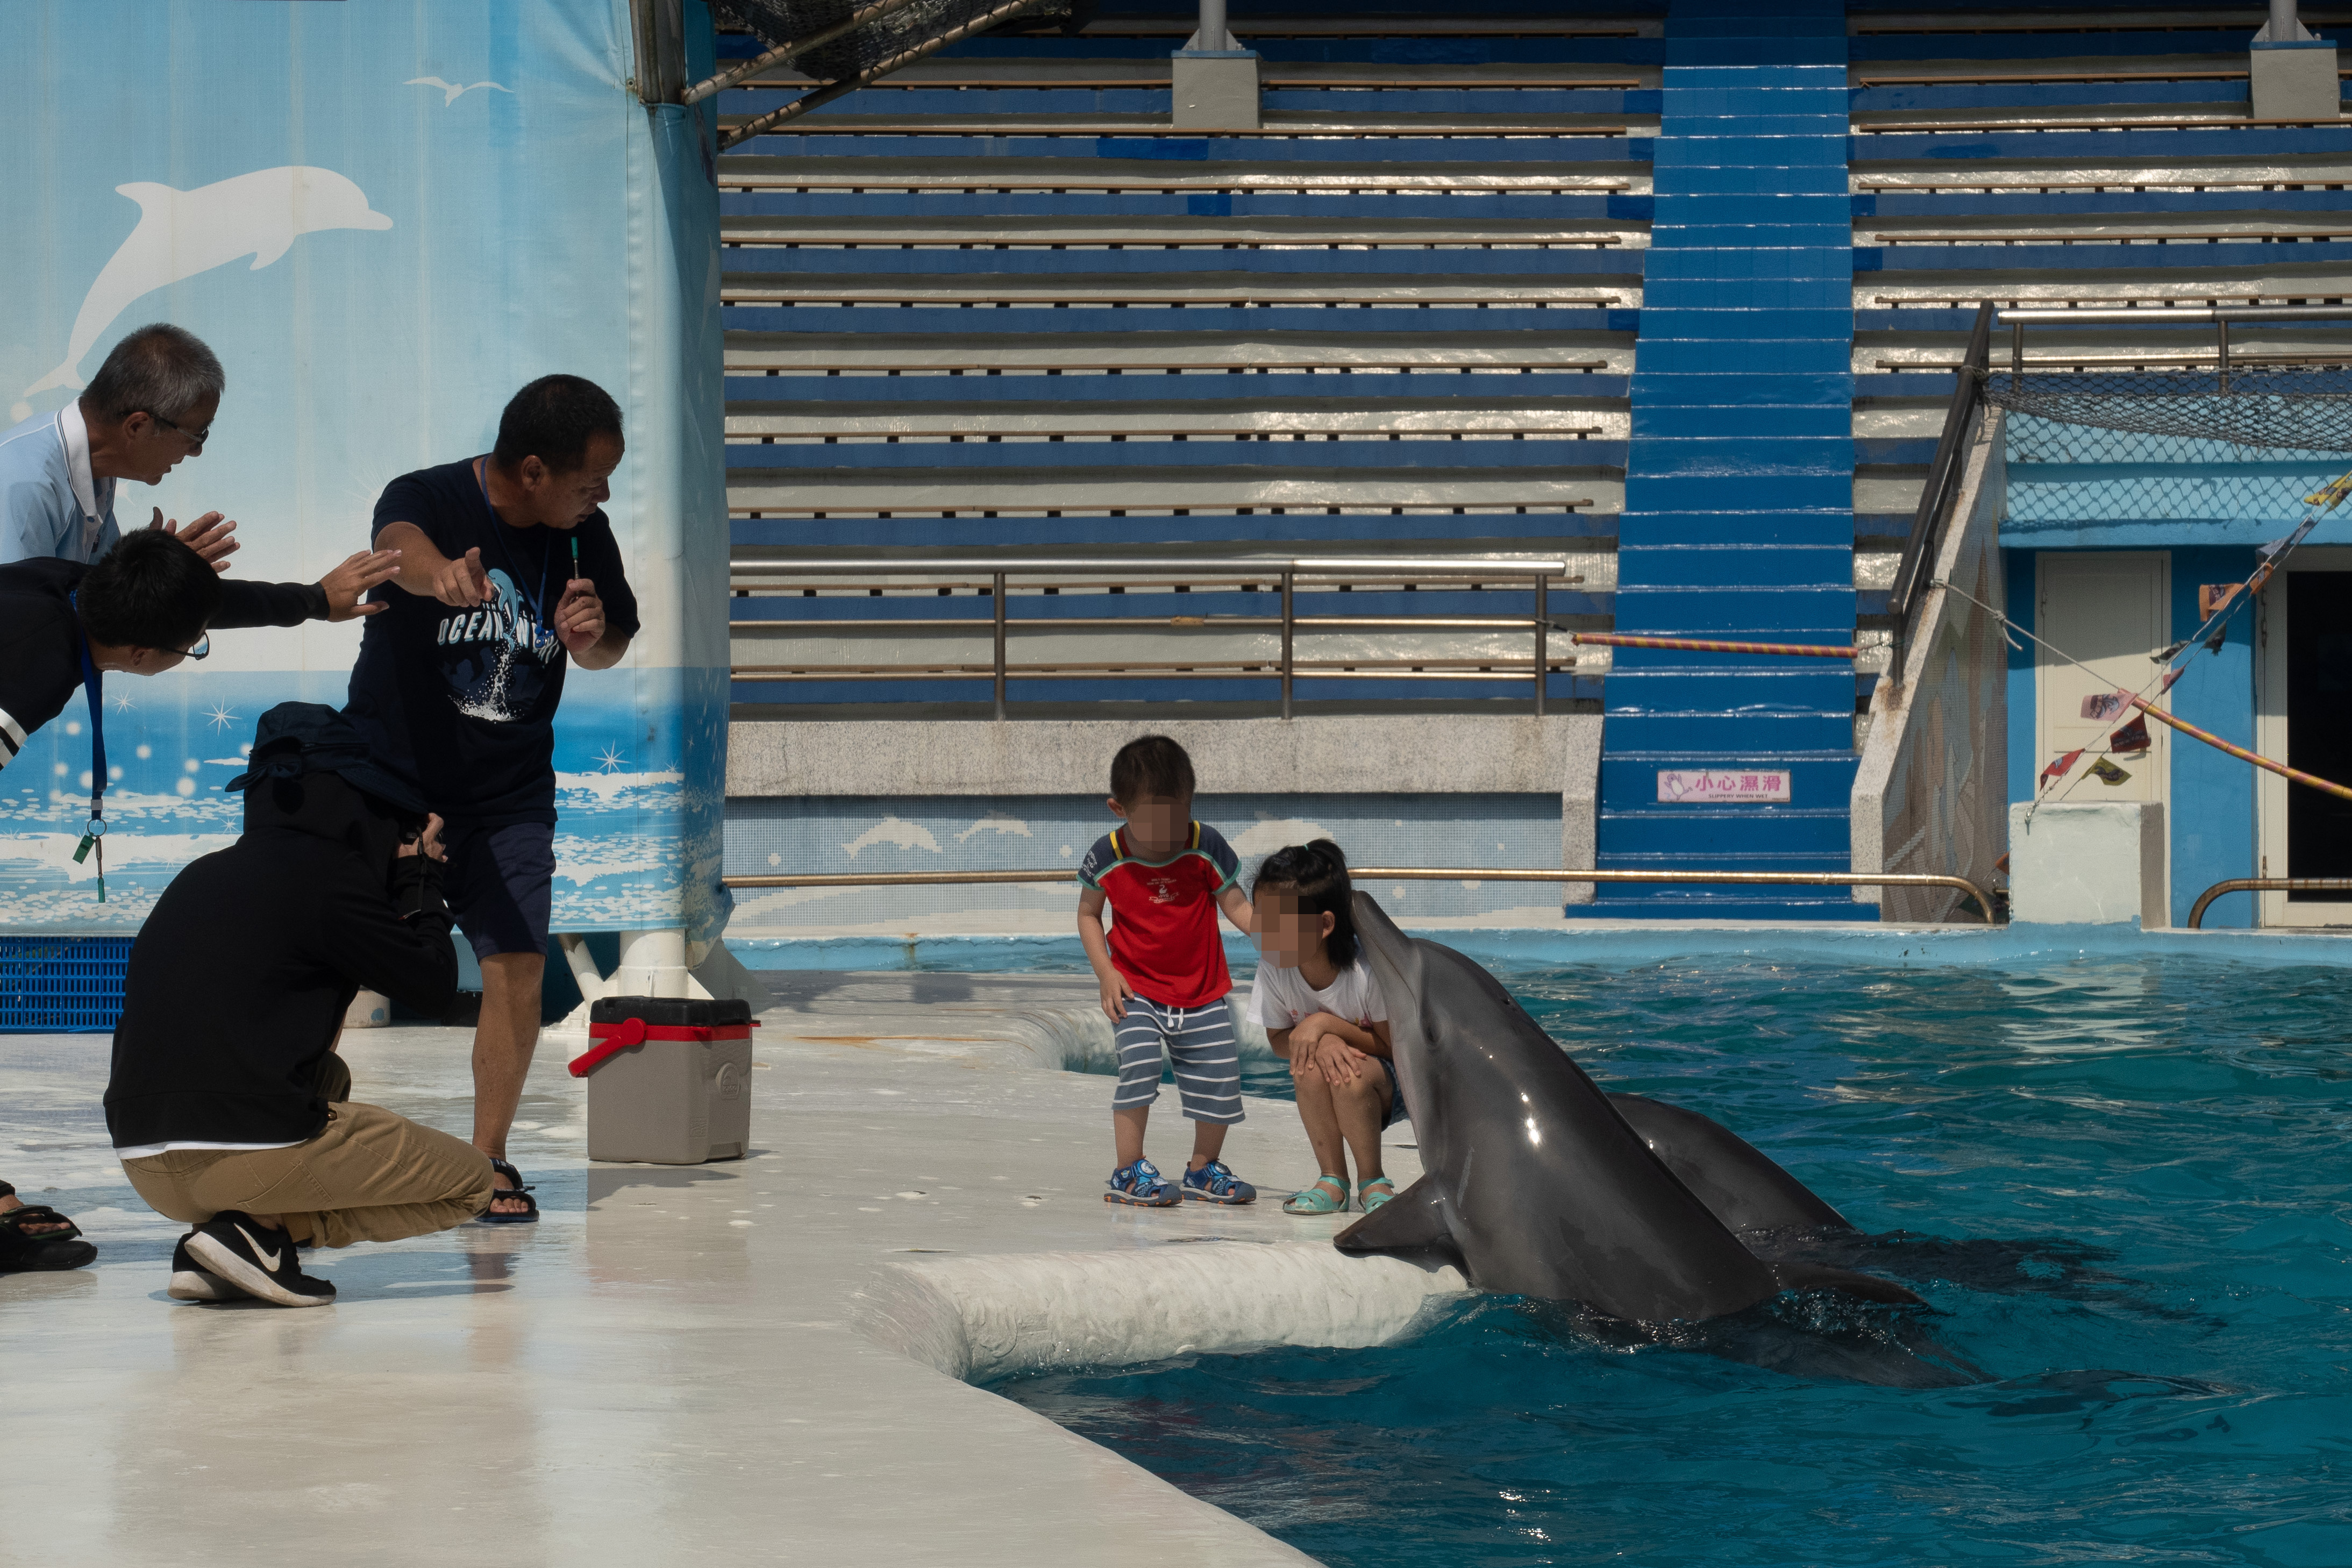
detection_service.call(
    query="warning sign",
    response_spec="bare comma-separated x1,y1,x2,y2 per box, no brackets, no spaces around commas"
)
1656,769,1792,803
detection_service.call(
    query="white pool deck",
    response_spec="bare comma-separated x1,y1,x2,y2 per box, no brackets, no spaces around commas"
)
0,972,1442,1568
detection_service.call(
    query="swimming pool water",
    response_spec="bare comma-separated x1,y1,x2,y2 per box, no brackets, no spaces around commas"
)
997,954,2352,1567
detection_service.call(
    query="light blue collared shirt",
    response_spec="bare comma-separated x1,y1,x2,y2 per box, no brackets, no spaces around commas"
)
0,403,119,566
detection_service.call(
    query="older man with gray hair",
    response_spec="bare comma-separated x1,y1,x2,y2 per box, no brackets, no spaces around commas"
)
0,322,240,568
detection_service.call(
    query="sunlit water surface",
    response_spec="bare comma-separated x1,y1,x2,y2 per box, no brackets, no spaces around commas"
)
1004,954,2352,1567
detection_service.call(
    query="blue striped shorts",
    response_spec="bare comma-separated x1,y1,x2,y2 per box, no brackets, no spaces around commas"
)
1113,995,1244,1125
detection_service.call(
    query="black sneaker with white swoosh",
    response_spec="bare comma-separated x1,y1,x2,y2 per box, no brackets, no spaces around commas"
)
184,1213,336,1307
167,1234,245,1302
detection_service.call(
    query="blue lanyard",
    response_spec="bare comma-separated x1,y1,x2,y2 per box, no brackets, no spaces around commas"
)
67,591,106,902
473,458,553,632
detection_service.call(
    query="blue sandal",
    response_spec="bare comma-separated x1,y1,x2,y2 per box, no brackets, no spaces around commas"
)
1283,1174,1349,1215
1181,1159,1256,1206
1105,1158,1180,1207
1358,1175,1398,1214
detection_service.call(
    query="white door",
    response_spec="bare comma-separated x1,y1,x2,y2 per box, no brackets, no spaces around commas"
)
2034,552,2171,900
2256,548,2352,926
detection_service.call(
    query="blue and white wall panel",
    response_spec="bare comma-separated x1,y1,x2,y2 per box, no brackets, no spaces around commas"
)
0,1,728,941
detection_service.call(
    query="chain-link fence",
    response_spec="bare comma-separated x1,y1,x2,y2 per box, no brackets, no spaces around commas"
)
714,0,1085,81
2001,415,2350,528
1985,363,2352,454
1986,357,2352,529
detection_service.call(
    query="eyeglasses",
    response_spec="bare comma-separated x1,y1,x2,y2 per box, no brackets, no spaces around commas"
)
142,411,210,451
176,633,210,661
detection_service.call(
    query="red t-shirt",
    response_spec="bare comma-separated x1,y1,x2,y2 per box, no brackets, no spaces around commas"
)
1078,821,1241,1008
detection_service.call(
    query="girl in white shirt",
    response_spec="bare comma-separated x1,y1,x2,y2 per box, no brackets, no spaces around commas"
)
1246,840,1403,1215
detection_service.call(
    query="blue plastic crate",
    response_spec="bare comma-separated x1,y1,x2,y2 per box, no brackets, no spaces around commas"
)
0,937,133,1033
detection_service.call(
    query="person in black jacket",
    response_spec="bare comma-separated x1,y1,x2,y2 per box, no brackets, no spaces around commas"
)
106,703,496,1308
0,528,398,1275
0,525,397,772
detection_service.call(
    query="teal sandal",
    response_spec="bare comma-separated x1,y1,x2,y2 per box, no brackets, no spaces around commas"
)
1282,1174,1350,1215
1358,1175,1398,1214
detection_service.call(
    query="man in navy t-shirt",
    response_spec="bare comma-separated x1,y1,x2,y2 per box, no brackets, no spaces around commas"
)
345,375,640,1221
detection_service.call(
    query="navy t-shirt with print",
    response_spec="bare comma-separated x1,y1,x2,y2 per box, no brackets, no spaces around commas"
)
344,458,639,826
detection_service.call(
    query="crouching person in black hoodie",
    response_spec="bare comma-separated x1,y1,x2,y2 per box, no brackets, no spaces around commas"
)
105,703,497,1307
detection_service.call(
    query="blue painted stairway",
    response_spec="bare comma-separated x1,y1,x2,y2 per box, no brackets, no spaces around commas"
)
1595,0,1857,919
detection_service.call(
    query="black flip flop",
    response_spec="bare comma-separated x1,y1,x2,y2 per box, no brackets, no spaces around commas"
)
0,1204,98,1272
476,1158,540,1224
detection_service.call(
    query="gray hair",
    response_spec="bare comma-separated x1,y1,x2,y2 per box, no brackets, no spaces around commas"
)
82,324,225,425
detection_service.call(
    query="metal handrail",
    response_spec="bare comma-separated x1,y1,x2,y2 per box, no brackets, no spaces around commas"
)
730,556,1569,575
2186,877,2352,929
1997,306,2352,325
718,866,1999,922
682,0,933,104
1993,303,2352,399
1887,301,1994,678
730,555,1572,720
717,0,1059,148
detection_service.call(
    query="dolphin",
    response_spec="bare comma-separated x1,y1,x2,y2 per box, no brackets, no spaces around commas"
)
20,167,393,407
1335,893,1914,1322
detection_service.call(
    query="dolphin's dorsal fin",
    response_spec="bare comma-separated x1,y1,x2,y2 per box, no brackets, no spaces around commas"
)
1332,1174,1464,1273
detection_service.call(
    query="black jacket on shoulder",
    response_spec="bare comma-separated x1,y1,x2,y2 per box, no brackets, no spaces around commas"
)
104,767,458,1149
0,557,326,778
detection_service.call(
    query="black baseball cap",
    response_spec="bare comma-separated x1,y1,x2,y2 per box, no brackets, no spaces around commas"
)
223,702,429,816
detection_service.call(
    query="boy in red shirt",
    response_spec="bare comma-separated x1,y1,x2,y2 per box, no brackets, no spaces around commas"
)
1078,735,1257,1207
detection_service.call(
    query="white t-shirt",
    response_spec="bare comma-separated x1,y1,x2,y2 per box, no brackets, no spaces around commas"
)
1248,956,1387,1035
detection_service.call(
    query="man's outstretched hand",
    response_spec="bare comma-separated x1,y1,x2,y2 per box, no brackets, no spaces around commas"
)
431,546,490,608
318,548,403,621
149,508,238,571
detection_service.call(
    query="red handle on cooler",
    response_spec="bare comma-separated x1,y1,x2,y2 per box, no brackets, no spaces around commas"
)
568,1016,758,1078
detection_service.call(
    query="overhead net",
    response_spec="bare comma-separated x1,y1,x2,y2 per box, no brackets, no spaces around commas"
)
713,0,1086,81
1983,362,2352,453
1985,361,2352,530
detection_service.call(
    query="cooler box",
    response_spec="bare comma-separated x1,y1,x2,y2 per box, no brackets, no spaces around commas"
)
569,996,758,1165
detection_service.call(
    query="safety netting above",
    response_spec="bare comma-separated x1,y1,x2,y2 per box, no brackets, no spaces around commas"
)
1986,362,2352,530
1983,363,2352,453
713,0,1086,81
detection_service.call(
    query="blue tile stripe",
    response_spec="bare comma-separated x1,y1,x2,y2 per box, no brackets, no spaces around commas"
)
1599,0,1857,917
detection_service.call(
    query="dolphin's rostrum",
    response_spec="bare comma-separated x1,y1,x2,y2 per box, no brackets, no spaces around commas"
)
1336,892,1915,1323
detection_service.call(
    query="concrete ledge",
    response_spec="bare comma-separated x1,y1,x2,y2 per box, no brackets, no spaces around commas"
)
729,713,1599,798
729,714,1602,902
865,1242,1464,1383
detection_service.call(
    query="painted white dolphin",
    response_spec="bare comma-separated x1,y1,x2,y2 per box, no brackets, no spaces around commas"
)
406,76,514,106
20,166,394,405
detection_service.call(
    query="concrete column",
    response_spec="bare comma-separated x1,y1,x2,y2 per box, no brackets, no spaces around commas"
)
615,926,695,997
1172,0,1257,130
2007,802,2168,927
2251,2,2340,120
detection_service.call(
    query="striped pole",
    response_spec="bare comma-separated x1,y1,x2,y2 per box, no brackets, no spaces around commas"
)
1572,632,1858,658
2130,696,2352,803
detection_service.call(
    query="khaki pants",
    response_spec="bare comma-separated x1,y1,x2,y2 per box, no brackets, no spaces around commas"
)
124,1100,496,1250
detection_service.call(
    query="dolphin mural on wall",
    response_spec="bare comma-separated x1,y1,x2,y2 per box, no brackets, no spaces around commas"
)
1336,892,1916,1323
16,166,393,418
